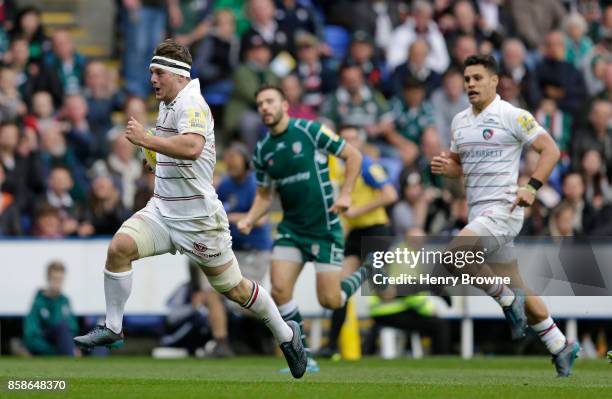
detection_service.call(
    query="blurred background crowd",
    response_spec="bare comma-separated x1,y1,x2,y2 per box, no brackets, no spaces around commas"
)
0,0,611,241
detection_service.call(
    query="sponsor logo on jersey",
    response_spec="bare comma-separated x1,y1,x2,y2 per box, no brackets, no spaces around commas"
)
517,113,539,135
187,109,206,130
193,242,208,254
482,128,494,140
292,141,302,154
321,125,340,142
276,142,286,150
311,243,320,256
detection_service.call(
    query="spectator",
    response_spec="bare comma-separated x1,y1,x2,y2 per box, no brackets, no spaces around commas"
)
536,30,586,115
39,122,88,200
390,38,442,98
498,73,528,109
90,132,142,212
0,66,26,122
167,0,214,50
445,0,489,49
562,172,598,235
41,166,90,237
350,0,404,54
0,164,22,235
548,200,577,236
589,4,612,43
120,0,166,98
386,0,450,74
534,98,572,169
499,38,541,111
448,34,478,71
5,36,63,108
391,170,429,235
276,0,324,42
0,122,44,213
60,94,96,166
31,204,64,238
193,9,240,104
509,0,566,53
431,68,469,149
223,35,279,150
241,0,293,59
23,261,78,356
83,61,125,157
390,76,436,147
346,30,389,95
292,32,337,109
23,91,55,134
45,29,87,95
596,62,612,100
159,265,212,355
83,174,126,235
281,73,316,120
564,12,594,68
10,6,49,62
580,148,612,208
580,34,611,97
571,99,612,175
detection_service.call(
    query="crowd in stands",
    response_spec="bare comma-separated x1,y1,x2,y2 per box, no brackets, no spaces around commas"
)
0,0,611,241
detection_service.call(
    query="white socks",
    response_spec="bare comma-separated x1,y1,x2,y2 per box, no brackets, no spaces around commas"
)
486,283,515,307
531,316,567,355
104,269,133,334
242,281,293,344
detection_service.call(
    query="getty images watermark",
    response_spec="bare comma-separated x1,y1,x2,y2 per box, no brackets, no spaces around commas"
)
360,236,612,296
370,246,511,287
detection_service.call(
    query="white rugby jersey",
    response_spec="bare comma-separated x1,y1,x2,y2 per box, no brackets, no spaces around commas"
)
450,95,546,213
153,78,219,219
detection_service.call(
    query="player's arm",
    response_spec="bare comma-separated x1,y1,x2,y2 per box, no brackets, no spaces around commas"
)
511,133,560,212
125,117,205,160
431,151,462,178
237,186,274,235
331,142,362,213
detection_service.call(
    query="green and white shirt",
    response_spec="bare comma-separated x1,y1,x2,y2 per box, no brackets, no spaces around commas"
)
253,118,346,237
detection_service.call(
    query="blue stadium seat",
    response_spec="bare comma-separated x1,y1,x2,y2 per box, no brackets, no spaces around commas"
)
324,25,350,60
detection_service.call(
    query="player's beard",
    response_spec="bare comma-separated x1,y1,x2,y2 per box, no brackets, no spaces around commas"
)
263,108,284,128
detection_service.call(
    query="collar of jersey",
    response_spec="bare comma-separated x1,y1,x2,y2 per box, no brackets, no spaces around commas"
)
162,78,200,108
471,94,500,119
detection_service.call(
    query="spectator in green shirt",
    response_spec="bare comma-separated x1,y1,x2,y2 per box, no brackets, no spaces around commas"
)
23,261,79,356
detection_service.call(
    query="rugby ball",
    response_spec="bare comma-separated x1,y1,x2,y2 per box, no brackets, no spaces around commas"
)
141,129,157,168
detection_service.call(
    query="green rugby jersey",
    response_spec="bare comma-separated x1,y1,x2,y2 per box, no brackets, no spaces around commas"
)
253,118,346,236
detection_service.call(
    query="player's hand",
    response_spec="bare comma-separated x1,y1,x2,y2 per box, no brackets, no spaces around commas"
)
237,218,253,235
510,187,536,212
125,117,147,147
330,193,351,214
430,152,450,175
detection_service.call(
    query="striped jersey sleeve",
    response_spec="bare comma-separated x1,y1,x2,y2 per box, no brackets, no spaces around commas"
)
252,141,271,187
308,121,346,156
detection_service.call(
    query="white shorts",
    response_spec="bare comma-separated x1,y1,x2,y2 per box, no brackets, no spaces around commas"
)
132,199,234,267
465,203,524,263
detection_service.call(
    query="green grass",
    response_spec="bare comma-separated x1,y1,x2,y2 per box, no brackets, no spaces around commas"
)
0,356,610,399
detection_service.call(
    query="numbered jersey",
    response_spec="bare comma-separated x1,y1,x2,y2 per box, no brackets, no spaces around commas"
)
253,118,345,237
153,78,219,220
450,95,545,215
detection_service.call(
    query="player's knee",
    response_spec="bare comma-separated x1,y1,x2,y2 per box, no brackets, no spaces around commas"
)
318,292,341,310
206,257,243,295
271,283,291,304
107,234,138,268
223,278,250,304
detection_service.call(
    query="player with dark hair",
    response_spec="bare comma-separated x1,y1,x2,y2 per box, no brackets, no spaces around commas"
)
431,54,579,376
238,83,366,372
73,40,307,379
